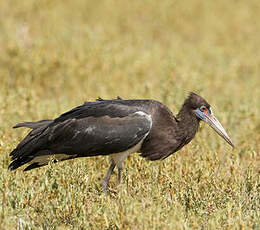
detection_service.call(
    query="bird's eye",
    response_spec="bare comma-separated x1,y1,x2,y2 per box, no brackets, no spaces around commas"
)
200,106,208,113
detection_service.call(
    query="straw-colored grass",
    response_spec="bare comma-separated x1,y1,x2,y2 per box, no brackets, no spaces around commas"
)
0,0,259,229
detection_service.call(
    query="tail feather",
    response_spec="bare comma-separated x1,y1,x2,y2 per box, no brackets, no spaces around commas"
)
9,119,78,171
9,129,49,159
24,163,46,171
9,120,52,169
13,120,53,130
9,147,52,170
8,156,32,170
9,151,78,171
23,154,78,171
10,119,52,159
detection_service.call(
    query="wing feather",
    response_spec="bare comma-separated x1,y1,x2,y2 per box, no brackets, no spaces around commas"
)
9,109,152,170
48,112,152,155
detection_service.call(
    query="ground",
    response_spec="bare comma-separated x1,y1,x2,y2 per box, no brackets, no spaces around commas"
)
0,0,259,229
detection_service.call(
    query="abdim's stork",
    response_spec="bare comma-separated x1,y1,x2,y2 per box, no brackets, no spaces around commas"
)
8,93,234,191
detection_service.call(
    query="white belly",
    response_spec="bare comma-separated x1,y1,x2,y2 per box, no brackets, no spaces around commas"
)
110,138,144,167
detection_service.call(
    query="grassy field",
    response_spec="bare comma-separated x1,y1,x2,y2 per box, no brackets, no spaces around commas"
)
0,0,259,229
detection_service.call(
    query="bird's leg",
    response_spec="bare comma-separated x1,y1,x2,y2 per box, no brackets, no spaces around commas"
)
117,164,123,185
102,160,116,193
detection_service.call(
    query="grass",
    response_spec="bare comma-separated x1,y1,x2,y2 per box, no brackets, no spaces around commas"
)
0,0,259,229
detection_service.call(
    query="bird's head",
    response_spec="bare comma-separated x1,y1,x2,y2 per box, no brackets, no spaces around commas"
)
185,92,234,148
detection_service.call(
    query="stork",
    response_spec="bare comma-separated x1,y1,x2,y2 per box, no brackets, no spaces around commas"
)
8,93,234,192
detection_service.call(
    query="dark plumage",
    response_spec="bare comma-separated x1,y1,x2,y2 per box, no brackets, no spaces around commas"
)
8,92,234,191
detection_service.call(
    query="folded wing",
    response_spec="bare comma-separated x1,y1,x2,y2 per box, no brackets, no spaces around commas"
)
9,110,152,171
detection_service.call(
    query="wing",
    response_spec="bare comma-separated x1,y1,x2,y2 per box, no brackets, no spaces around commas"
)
48,112,152,155
9,111,152,171
53,100,135,123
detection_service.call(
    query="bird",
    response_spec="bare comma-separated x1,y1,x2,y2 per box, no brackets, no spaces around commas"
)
8,92,234,192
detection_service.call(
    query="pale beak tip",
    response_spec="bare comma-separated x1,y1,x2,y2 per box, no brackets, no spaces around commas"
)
227,138,235,148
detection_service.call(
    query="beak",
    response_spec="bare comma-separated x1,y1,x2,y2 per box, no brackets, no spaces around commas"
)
195,108,234,148
205,113,234,148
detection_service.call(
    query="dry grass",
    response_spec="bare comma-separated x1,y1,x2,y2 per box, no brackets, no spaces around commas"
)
0,0,259,229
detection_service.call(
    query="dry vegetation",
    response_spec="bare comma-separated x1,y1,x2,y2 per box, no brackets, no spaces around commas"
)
0,0,259,229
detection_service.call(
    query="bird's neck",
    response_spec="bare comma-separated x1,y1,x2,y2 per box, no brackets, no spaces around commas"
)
176,106,200,142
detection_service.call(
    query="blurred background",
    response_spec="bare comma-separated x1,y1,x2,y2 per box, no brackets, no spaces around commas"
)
0,0,259,229
1,0,259,149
